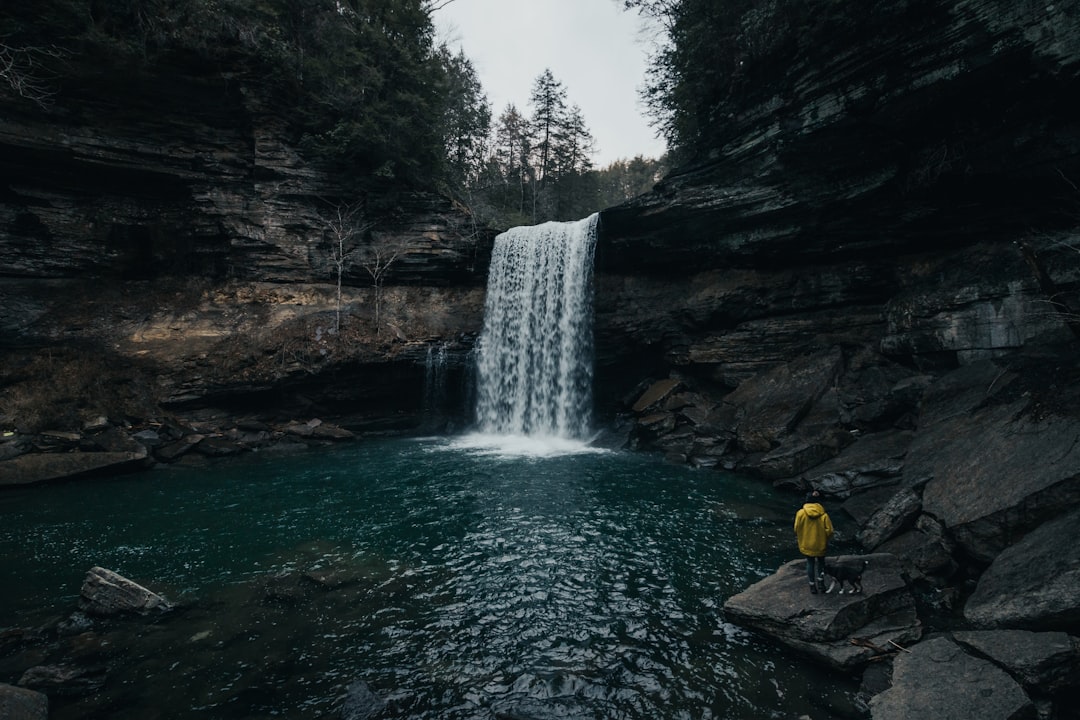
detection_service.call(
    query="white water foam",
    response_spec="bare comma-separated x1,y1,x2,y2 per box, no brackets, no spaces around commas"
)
448,432,609,460
473,214,599,446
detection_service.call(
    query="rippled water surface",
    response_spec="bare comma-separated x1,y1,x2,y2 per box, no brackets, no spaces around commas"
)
0,437,859,719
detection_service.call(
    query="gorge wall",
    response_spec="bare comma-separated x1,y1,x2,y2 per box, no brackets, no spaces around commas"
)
0,59,495,448
592,0,1080,654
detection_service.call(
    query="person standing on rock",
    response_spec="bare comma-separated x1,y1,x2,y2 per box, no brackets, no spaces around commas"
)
794,490,833,594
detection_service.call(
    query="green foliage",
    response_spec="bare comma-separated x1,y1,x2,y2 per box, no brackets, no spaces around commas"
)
624,0,823,157
2,2,668,219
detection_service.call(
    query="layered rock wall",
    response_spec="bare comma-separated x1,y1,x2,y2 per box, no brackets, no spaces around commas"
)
0,61,493,438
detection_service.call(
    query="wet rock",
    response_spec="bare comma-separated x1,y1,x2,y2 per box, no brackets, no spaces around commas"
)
155,434,204,462
964,508,1080,631
0,682,48,720
952,630,1080,693
56,611,95,637
195,437,243,457
868,636,1033,720
632,378,682,413
805,430,911,499
720,347,844,454
83,426,147,454
82,416,111,433
756,429,849,481
341,679,385,720
0,450,149,486
131,429,162,447
876,525,957,582
18,664,106,697
856,486,923,550
79,566,173,617
311,423,355,440
723,553,921,670
911,361,1080,563
0,433,30,461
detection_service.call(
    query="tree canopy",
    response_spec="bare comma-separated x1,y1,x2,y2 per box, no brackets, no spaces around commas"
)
1,1,667,222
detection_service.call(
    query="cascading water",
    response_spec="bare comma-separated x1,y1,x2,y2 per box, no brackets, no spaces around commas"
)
473,214,599,440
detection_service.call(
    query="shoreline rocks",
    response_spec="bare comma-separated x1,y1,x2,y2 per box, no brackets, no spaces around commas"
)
0,415,358,487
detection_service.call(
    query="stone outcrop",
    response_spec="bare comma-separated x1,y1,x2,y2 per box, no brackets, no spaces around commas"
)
964,508,1080,631
0,683,48,720
78,567,172,617
0,51,494,464
722,553,921,670
868,636,1034,720
594,2,1080,715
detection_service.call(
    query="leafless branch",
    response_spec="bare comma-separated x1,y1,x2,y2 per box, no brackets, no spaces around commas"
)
0,38,65,108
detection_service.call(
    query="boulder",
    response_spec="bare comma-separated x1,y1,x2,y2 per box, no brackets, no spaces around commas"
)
18,664,106,697
0,450,149,486
856,486,923,550
964,508,1080,631
952,630,1080,692
341,680,385,720
78,566,173,617
806,430,911,498
722,553,921,670
632,378,682,413
876,524,957,582
868,636,1034,720
911,361,1080,563
718,347,844,453
0,683,48,720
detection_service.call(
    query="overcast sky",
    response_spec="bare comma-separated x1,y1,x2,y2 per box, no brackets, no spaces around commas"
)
432,0,667,167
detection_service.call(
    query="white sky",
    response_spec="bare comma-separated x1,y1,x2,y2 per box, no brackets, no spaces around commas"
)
432,0,667,167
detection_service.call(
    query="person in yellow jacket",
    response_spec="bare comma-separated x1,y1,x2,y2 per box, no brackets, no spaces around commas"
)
794,490,834,594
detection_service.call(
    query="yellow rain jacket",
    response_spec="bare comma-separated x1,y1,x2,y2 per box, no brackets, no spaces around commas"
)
794,502,834,557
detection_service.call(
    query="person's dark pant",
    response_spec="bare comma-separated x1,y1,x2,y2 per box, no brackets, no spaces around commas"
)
805,555,825,585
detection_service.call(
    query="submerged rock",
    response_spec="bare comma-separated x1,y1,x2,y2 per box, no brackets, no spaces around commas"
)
78,566,173,617
0,450,149,486
0,682,48,720
340,680,385,720
722,553,920,670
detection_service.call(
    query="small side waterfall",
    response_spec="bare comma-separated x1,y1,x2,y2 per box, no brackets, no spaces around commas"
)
474,214,599,440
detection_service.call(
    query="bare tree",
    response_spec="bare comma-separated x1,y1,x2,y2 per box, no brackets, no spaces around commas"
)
321,203,410,337
323,203,372,333
357,234,410,337
0,38,64,108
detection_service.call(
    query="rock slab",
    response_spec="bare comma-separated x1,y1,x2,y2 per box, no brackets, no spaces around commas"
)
79,566,172,617
723,553,921,670
869,636,1033,720
0,683,48,720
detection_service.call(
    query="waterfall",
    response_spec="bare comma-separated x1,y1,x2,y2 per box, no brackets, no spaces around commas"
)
474,214,599,440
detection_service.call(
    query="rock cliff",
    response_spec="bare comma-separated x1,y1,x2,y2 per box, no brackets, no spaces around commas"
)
0,58,494,460
594,0,1080,715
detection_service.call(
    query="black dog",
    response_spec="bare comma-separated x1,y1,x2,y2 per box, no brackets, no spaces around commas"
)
823,559,869,594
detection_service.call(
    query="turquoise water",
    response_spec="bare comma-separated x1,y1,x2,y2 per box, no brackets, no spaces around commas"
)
0,437,860,719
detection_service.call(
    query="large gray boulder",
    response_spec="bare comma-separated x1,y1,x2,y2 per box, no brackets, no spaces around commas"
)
804,430,911,498
0,683,48,720
717,347,844,454
910,361,1080,563
0,449,149,486
964,508,1080,630
723,553,921,670
79,566,173,617
953,630,1080,693
868,636,1034,720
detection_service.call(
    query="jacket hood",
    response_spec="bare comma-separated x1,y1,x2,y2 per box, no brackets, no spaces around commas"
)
802,502,826,517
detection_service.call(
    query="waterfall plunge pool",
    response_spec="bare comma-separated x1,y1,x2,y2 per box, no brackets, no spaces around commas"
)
0,437,861,719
